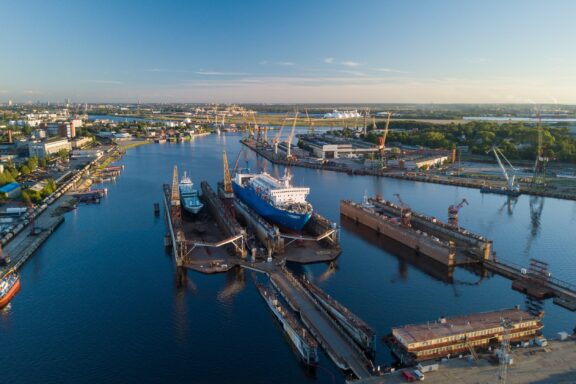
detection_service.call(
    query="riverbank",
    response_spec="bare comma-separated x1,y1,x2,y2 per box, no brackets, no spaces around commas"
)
0,146,128,279
240,139,576,202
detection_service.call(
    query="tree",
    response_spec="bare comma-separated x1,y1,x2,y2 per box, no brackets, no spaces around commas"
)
57,149,69,162
21,191,31,205
20,165,30,175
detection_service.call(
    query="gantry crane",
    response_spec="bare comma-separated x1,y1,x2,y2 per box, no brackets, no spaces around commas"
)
378,112,392,168
488,146,519,193
394,193,412,227
286,111,299,160
448,198,468,227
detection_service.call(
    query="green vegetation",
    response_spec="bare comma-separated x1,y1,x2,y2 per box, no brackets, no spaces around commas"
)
362,120,576,163
22,179,57,204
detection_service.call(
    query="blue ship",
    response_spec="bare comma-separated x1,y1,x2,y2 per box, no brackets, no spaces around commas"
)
232,171,312,232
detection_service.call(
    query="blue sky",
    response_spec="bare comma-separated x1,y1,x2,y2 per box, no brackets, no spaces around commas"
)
1,0,575,103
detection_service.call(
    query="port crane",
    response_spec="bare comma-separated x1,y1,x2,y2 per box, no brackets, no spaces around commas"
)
286,111,299,160
488,146,519,193
448,198,468,228
305,109,315,135
273,113,289,155
378,112,392,168
393,193,412,227
532,112,548,185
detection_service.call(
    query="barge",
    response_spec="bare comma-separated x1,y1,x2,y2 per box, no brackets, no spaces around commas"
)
386,307,544,365
256,283,319,365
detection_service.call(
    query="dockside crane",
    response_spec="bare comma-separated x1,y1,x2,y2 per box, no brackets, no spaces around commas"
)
488,146,519,193
393,193,412,227
273,113,289,155
448,198,468,227
286,111,299,160
532,112,548,185
305,109,314,135
378,112,392,168
223,150,233,196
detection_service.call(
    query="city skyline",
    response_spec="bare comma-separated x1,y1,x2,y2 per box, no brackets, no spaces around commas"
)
1,0,575,103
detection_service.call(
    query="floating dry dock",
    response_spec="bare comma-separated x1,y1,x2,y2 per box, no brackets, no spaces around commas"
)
300,275,375,355
256,283,319,365
387,307,544,365
340,199,460,266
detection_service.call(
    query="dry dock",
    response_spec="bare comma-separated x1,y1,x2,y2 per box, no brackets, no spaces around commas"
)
340,199,461,266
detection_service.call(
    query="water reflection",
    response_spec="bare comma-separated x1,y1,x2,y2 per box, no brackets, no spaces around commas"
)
498,196,518,216
217,268,246,303
341,216,455,284
525,196,545,256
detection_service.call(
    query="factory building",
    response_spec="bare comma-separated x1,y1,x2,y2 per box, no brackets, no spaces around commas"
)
0,182,21,199
299,135,379,159
388,308,543,364
28,138,71,158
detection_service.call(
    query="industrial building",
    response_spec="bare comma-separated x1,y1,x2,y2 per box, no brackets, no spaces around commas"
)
71,137,93,149
388,154,451,170
0,182,21,199
28,138,71,158
388,307,543,363
299,134,379,159
71,149,103,159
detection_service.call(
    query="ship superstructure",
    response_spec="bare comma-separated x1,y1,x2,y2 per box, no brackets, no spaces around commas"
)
179,172,203,214
232,170,312,232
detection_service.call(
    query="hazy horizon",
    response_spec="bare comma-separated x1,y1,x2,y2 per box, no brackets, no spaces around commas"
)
2,0,575,104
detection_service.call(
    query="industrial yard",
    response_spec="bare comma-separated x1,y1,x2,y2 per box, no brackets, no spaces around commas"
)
362,338,576,384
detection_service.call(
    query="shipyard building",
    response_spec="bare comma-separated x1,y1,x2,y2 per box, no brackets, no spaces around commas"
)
388,307,543,364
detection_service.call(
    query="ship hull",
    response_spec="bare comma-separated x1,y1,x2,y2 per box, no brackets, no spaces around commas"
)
233,182,311,232
0,275,20,308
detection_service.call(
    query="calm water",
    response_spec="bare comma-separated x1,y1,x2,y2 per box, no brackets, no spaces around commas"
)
1,134,575,384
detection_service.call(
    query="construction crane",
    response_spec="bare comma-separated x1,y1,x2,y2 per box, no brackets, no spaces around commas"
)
488,146,519,193
393,193,412,227
378,112,392,168
286,111,299,160
448,198,468,227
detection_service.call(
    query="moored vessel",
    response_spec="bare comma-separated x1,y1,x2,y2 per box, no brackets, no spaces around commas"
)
179,172,203,214
232,170,312,232
0,269,20,308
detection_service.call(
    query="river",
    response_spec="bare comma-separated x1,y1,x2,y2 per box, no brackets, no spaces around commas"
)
1,133,575,384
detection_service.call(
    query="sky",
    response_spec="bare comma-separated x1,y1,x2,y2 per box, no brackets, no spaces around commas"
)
1,0,575,104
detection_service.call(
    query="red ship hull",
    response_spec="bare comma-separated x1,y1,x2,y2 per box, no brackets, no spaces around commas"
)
0,275,20,308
